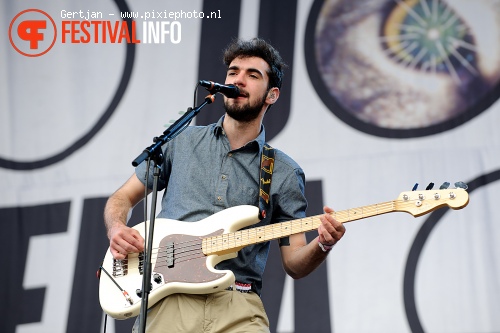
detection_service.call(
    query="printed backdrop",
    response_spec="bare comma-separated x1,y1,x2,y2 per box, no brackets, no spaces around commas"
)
1,0,499,332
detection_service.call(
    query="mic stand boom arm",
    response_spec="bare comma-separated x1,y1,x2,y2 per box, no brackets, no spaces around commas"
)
132,94,216,167
132,94,215,333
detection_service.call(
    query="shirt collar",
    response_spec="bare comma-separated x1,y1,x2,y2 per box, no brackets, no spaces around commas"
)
213,115,266,151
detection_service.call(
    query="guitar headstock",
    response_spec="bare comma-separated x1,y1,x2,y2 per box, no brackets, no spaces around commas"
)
395,186,469,217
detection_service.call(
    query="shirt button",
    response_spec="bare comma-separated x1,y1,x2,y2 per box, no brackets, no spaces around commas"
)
221,175,227,180
217,196,222,201
228,153,233,157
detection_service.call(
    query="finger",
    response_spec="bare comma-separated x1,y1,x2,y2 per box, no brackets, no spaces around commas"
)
109,241,127,260
318,221,336,244
113,227,144,252
112,238,142,258
111,246,127,260
320,213,335,231
122,229,145,252
318,224,327,243
319,208,345,244
115,237,142,255
323,206,345,233
324,206,334,214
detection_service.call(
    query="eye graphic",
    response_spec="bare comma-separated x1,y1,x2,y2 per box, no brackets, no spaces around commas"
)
305,0,500,138
381,0,477,80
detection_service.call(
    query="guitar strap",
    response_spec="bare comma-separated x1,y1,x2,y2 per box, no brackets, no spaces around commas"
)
258,143,275,220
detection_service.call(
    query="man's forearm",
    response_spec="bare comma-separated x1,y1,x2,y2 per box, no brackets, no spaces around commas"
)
283,236,330,279
104,193,133,236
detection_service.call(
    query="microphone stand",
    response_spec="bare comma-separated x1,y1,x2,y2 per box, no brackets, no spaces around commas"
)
132,93,216,333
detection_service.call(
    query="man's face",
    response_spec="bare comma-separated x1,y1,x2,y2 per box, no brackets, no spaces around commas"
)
223,56,271,122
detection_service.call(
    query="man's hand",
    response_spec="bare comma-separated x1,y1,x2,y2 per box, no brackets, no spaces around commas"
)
108,224,144,260
280,206,346,279
318,206,345,246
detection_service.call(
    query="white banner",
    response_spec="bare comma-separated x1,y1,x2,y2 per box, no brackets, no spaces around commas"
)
1,0,499,332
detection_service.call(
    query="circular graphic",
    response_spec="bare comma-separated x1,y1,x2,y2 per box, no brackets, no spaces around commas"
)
403,170,500,332
305,0,500,138
0,0,135,170
9,9,57,57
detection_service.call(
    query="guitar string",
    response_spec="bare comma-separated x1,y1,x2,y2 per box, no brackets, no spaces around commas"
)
114,196,448,271
115,200,398,271
118,200,397,269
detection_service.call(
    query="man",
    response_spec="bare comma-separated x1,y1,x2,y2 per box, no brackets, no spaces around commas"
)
104,38,345,332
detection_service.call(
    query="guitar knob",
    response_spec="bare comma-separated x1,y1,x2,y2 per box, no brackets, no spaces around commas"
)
154,273,162,284
136,289,142,297
454,181,468,190
439,182,450,189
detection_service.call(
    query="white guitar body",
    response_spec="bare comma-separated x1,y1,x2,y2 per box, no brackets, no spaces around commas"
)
99,205,261,319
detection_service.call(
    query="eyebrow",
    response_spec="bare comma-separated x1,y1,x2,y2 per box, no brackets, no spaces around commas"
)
227,65,264,78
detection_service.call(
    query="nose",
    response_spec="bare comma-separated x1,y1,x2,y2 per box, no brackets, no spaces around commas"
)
230,73,246,88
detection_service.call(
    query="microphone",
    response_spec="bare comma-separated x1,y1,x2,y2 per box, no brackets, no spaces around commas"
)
199,80,240,98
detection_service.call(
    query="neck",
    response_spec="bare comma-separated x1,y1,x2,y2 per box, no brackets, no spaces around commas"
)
223,115,262,150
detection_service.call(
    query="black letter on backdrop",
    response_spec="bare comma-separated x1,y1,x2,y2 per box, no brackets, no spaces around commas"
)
262,180,332,333
0,202,70,333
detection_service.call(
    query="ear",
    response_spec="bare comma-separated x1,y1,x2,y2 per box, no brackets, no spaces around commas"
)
266,87,280,104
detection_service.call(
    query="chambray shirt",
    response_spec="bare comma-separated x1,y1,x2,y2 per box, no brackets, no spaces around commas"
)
135,116,307,295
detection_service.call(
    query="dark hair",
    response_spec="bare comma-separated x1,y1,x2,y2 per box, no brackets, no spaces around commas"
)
223,38,286,90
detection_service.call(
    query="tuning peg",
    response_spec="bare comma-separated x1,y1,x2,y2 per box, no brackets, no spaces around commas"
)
454,181,468,190
412,183,419,191
425,182,434,190
439,182,450,189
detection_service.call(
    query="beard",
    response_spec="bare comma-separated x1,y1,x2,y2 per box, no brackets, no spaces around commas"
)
224,91,267,123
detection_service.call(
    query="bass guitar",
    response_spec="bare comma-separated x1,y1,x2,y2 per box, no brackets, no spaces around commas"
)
99,186,469,319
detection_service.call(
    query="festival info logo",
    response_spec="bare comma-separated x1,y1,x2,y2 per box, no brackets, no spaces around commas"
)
9,8,187,58
9,9,57,57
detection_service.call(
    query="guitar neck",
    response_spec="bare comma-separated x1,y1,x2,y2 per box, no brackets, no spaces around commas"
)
203,200,395,256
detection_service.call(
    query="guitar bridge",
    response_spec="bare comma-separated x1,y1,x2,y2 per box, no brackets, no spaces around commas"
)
138,251,145,275
112,258,128,277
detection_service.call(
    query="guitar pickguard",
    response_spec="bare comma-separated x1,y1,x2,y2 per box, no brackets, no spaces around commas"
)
154,230,226,284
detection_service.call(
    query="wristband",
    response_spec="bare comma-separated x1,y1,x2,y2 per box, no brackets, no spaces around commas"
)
318,239,334,252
